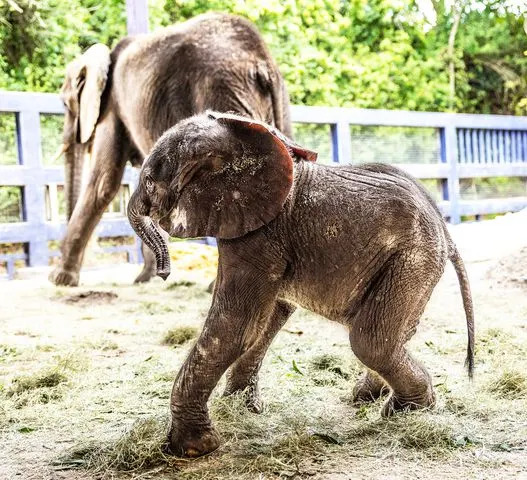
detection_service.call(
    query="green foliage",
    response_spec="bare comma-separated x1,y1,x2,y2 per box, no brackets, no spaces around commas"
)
460,177,527,200
426,0,527,114
0,0,125,93
40,114,64,165
0,112,18,165
0,186,23,222
159,0,453,110
349,125,440,164
0,0,525,114
293,123,332,163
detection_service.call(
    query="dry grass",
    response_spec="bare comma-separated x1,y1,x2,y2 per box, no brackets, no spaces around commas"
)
1,353,88,417
8,370,67,395
1,240,527,479
59,417,175,473
61,390,482,479
488,370,527,399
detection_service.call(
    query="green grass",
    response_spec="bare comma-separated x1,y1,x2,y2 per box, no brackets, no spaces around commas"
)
138,301,174,315
162,326,198,346
166,280,196,290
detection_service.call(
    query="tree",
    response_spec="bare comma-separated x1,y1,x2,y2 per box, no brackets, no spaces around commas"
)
0,0,526,114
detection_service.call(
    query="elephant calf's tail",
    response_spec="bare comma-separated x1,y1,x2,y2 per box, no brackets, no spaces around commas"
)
448,244,475,379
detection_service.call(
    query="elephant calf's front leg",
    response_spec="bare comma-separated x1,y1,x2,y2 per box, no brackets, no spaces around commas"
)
168,315,238,456
168,296,279,456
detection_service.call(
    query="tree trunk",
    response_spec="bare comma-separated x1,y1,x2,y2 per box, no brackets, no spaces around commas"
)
447,1,465,111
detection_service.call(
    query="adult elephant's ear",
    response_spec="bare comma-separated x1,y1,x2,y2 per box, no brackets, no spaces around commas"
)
60,44,111,144
171,113,316,240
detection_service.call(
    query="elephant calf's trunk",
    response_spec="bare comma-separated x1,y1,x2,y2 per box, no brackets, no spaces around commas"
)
128,190,171,280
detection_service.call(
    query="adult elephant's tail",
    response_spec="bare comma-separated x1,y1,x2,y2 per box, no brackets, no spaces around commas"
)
448,242,475,378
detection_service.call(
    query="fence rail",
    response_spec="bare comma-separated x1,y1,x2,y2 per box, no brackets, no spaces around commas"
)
1,91,527,278
292,105,527,222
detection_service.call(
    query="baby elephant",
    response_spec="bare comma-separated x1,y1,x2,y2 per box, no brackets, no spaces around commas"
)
127,111,475,457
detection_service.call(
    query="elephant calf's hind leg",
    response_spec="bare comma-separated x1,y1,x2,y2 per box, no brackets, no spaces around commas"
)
349,252,441,415
352,370,389,405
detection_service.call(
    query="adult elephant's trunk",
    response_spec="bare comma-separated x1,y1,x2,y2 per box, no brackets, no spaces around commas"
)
127,187,171,280
64,142,86,219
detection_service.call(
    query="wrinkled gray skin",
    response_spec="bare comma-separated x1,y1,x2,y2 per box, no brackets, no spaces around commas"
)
127,112,475,458
49,13,291,286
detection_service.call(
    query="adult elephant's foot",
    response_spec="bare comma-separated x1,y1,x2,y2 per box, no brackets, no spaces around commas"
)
223,384,264,414
352,371,389,405
49,267,79,286
133,265,156,284
381,388,436,417
167,422,221,457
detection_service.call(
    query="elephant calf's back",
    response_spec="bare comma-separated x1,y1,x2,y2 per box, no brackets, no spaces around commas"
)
278,162,449,321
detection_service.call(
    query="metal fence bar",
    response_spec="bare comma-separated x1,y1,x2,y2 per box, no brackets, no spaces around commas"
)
478,130,485,164
330,122,352,163
485,130,491,164
126,0,149,35
290,105,527,129
443,125,461,224
0,91,63,113
16,110,49,266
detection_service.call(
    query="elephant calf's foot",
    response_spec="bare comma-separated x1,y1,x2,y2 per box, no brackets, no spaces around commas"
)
352,373,389,405
167,423,221,457
49,267,79,287
381,388,436,417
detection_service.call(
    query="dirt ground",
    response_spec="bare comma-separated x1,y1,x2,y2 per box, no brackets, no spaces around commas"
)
1,211,526,480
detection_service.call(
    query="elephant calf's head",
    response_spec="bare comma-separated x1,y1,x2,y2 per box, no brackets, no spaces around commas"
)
127,112,317,280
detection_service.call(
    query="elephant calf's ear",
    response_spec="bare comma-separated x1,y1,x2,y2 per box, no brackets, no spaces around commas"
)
208,112,318,163
171,117,295,240
270,127,318,163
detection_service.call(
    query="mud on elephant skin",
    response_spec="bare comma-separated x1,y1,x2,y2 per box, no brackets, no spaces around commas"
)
127,112,475,457
49,12,292,287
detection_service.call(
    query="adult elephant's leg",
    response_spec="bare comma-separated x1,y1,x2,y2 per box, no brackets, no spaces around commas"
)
223,299,296,412
349,251,442,416
134,227,169,283
168,262,283,457
49,111,128,286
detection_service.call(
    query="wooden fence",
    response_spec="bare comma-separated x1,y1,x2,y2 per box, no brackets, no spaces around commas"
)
1,91,527,278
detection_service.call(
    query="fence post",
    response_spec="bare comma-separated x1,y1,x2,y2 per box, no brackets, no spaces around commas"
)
441,124,461,224
331,121,352,164
126,0,149,35
17,110,49,266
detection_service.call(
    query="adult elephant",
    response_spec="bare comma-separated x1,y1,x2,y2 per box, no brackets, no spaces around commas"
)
49,12,292,286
